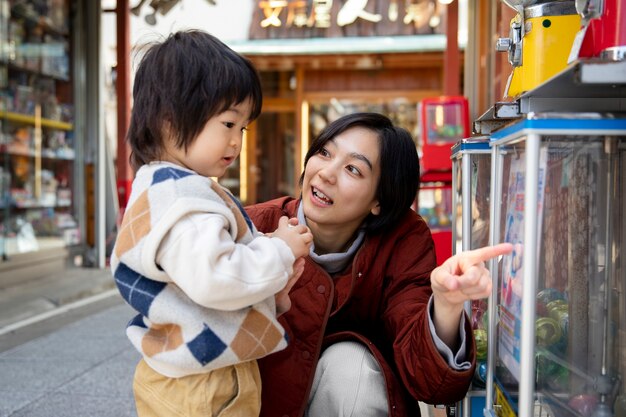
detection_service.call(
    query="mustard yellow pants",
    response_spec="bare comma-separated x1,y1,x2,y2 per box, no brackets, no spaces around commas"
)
133,359,261,417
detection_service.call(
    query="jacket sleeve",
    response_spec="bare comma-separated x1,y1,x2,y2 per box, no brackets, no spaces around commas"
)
155,210,295,311
381,214,475,404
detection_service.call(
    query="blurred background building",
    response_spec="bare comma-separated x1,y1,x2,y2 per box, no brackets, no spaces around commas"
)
1,0,511,282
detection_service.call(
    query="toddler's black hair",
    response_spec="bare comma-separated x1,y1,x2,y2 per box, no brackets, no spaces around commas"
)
127,30,263,171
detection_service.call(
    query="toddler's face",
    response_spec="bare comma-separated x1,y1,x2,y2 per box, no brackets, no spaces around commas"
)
162,98,252,178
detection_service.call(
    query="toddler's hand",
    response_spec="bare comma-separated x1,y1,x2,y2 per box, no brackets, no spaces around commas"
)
272,216,313,259
275,257,304,316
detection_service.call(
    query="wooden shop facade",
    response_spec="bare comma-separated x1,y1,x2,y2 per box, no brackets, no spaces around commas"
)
224,0,462,204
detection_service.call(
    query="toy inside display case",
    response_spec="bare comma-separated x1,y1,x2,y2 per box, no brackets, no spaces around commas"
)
451,137,492,417
485,115,626,417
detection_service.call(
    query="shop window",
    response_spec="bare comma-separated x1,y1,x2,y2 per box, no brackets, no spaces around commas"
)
0,0,79,260
309,98,420,145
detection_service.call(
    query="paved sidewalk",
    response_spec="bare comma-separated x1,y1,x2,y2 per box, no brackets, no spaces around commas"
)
0,267,117,331
0,267,437,417
0,302,140,417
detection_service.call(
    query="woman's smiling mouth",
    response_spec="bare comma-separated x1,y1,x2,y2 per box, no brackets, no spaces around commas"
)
312,187,333,205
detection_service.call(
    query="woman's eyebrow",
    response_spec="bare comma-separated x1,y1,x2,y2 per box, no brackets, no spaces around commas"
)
350,153,373,171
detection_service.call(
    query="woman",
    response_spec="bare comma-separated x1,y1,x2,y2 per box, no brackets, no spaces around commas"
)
246,113,511,417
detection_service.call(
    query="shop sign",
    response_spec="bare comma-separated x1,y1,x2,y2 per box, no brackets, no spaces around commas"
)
249,0,445,39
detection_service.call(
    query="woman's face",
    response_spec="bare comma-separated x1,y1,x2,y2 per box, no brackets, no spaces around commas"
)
301,126,381,234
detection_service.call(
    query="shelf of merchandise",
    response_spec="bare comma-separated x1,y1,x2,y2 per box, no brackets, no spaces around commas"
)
1,111,73,131
474,59,626,136
0,0,79,279
0,147,75,160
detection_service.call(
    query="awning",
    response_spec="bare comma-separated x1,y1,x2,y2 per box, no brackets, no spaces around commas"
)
227,34,465,55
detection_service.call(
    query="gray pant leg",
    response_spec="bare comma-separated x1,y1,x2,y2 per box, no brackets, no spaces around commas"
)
305,341,389,417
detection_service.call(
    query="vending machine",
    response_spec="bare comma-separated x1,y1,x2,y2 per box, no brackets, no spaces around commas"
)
420,96,471,173
570,0,626,61
485,115,626,417
495,1,581,98
418,96,470,265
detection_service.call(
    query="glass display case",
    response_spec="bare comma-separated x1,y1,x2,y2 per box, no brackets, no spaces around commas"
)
451,137,491,255
485,115,626,417
0,0,79,261
451,137,492,416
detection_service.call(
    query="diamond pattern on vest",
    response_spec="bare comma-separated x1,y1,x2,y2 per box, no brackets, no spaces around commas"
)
187,324,228,366
115,190,151,258
231,309,283,361
142,323,185,357
114,262,166,316
152,166,193,185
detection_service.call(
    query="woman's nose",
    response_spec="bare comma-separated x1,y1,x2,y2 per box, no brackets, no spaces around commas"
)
318,164,336,184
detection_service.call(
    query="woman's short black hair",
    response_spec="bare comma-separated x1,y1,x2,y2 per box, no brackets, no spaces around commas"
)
127,30,263,171
301,112,420,234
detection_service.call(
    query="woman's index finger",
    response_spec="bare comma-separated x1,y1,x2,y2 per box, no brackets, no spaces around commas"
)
461,243,513,267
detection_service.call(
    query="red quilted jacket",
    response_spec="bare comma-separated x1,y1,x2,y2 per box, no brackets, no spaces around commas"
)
246,197,475,417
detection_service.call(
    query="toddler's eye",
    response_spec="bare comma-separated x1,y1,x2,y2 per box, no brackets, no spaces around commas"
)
224,122,235,128
241,126,248,133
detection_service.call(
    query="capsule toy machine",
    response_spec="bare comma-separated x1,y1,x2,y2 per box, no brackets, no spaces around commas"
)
417,96,470,265
451,137,492,417
484,114,626,417
496,0,581,98
570,0,626,62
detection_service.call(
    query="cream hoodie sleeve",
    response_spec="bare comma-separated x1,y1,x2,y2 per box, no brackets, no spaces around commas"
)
155,210,295,311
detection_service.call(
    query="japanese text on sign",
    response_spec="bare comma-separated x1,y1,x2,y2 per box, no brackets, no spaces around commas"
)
257,0,439,29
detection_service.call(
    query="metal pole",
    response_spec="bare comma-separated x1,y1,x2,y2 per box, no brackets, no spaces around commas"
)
485,142,502,413
116,0,132,212
462,153,472,251
461,150,472,417
444,0,460,96
519,134,540,417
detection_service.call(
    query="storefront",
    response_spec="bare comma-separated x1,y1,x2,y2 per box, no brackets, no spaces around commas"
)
0,0,103,283
223,0,463,204
0,0,466,279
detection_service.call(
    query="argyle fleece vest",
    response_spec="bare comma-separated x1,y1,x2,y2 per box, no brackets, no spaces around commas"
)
111,163,288,377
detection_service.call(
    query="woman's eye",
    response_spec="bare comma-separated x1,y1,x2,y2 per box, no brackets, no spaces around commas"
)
319,148,330,157
347,165,361,175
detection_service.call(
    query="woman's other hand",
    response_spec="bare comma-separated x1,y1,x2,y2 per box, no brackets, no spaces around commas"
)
276,257,305,316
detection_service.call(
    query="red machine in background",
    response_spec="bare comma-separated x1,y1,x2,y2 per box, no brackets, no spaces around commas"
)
416,96,469,265
573,0,626,60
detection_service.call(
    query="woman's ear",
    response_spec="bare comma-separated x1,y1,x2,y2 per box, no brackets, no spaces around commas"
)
371,202,381,216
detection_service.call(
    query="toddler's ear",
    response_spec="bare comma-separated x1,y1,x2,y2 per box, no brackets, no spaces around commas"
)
161,120,173,138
